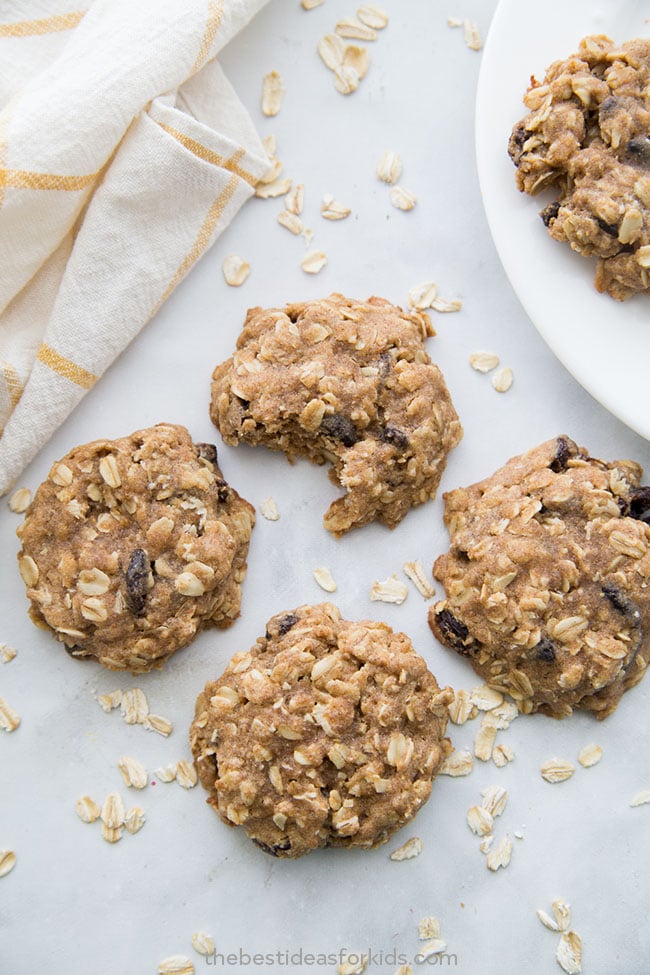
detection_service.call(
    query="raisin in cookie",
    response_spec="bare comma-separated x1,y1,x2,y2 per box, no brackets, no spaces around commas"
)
509,35,650,300
429,436,650,719
190,603,453,858
17,424,254,673
209,293,462,535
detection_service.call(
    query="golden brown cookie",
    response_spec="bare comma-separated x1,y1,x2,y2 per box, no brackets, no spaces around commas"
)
429,436,650,719
190,603,453,858
209,293,462,535
508,35,650,300
17,424,254,673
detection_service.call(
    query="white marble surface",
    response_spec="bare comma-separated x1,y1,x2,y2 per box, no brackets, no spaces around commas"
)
2,2,649,973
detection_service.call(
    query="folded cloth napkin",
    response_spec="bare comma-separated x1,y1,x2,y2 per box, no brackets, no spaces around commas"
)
0,0,272,495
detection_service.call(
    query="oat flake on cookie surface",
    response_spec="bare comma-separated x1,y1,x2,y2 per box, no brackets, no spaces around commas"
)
16,424,254,673
509,34,650,300
190,603,453,858
209,293,462,535
429,435,650,718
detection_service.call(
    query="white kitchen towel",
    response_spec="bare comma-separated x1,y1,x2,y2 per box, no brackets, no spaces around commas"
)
0,0,271,494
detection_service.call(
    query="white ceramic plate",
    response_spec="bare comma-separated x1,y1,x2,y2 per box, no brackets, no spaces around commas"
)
476,0,650,440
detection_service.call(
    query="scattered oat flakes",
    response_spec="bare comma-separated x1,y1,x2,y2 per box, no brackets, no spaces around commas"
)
463,18,482,51
192,931,216,957
357,4,388,29
447,688,474,725
376,150,403,184
262,70,284,116
0,697,20,733
417,917,441,941
118,755,148,790
337,953,368,975
154,764,178,783
403,560,435,599
541,758,575,784
259,497,280,521
466,805,493,836
556,932,582,975
389,186,417,211
0,644,16,664
488,700,519,728
470,684,503,711
395,965,413,975
158,957,195,975
407,281,437,311
144,713,174,737
537,908,560,932
301,226,315,247
486,834,512,871
439,748,473,776
321,194,351,220
469,351,500,373
318,33,345,70
492,743,515,768
278,210,303,235
335,17,377,40
176,760,198,789
370,575,408,605
121,688,149,725
101,792,125,831
97,689,122,712
101,824,123,844
313,566,337,593
8,487,31,513
479,835,493,854
343,43,370,79
301,0,324,8
75,795,101,823
0,849,16,878
513,830,524,840
300,250,328,274
492,366,513,393
255,177,292,199
222,254,250,287
474,723,497,761
417,939,448,960
552,899,571,932
333,63,360,94
630,789,650,807
578,744,603,768
257,156,283,184
123,806,145,834
481,784,508,818
447,16,463,27
285,182,304,216
389,836,422,861
430,295,462,313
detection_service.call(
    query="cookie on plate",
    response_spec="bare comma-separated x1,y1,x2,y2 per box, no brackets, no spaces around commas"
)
508,35,650,300
190,603,453,858
209,293,462,535
17,424,255,673
429,436,650,719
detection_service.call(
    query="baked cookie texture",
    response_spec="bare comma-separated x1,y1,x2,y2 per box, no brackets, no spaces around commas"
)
17,424,255,673
210,294,462,535
508,34,650,300
429,436,650,719
190,603,453,858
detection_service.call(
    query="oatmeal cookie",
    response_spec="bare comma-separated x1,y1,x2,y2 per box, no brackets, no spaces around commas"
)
429,436,650,719
209,293,462,535
190,603,453,858
17,424,255,673
508,35,650,300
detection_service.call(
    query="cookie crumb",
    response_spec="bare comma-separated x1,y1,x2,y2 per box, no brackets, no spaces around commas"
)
313,566,337,593
259,497,280,521
389,835,423,860
8,487,31,513
370,575,408,604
